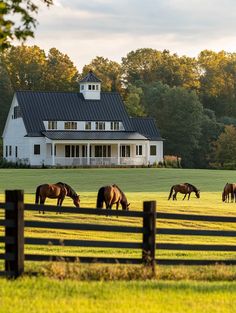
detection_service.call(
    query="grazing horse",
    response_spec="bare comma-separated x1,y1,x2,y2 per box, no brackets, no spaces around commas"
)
168,183,200,201
35,182,80,213
96,184,130,211
222,183,236,202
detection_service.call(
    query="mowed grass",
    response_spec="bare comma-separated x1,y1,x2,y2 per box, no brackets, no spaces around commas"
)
1,168,236,264
1,168,236,312
2,277,236,313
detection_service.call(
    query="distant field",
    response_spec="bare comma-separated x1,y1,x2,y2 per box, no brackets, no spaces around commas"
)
0,167,234,194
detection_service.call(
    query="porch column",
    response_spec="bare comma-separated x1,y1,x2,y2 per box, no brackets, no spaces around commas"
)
117,143,120,165
87,143,90,165
52,142,55,166
146,142,150,165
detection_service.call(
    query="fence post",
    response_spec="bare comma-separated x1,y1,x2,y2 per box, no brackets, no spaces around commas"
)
142,201,156,274
5,190,24,278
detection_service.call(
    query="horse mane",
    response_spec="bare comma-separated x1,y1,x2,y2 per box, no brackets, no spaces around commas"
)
56,182,77,198
184,183,198,192
112,184,127,202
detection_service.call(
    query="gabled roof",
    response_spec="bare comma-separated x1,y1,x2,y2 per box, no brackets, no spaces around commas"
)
130,117,163,141
79,70,102,83
16,91,133,135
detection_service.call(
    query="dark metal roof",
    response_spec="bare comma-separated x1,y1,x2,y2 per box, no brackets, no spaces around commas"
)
130,117,163,141
42,131,147,141
16,91,133,135
79,70,102,83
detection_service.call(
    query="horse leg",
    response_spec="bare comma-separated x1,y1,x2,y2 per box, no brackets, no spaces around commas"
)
188,193,191,200
40,197,45,214
183,194,187,200
173,192,177,200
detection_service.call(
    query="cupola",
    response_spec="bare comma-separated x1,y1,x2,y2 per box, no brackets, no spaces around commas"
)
79,70,102,100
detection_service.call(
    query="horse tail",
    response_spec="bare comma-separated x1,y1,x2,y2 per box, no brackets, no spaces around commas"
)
168,186,174,200
35,185,42,204
96,187,105,208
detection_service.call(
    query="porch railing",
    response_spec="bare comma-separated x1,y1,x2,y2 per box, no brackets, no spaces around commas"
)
46,156,146,166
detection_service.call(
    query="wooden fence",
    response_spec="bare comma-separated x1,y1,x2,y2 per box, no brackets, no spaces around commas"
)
1,189,236,279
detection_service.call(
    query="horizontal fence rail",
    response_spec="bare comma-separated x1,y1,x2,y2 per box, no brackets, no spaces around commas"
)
2,189,236,278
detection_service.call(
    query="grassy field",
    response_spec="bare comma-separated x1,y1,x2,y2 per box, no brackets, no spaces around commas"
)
1,277,236,313
1,168,236,313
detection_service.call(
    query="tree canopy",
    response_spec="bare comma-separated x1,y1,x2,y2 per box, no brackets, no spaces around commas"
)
0,0,53,51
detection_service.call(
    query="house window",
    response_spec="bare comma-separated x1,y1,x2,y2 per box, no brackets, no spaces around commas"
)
48,121,57,130
64,122,77,130
92,85,95,90
34,144,40,155
82,145,87,157
65,145,70,157
85,122,91,130
88,85,92,90
111,122,119,131
150,145,157,156
76,146,80,157
81,85,84,90
9,146,12,156
95,145,111,157
13,106,22,119
5,146,8,157
120,145,130,157
15,146,18,158
95,122,105,130
96,85,99,90
136,145,143,156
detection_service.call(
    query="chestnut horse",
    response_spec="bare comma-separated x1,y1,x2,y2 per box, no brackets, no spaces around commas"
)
96,184,130,211
35,182,80,213
222,183,236,202
168,183,200,200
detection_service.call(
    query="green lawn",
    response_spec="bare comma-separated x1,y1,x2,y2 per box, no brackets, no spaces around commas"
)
0,167,234,194
1,277,236,313
1,168,236,313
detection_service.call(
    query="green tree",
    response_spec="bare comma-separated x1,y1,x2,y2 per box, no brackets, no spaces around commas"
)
122,48,200,90
43,48,79,91
124,84,145,116
142,81,203,167
213,125,236,167
82,57,122,92
193,109,223,168
198,50,236,117
3,45,46,90
0,0,53,51
0,57,13,134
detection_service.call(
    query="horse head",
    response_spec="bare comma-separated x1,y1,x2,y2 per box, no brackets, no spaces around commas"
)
222,191,226,202
195,189,200,198
121,201,130,211
73,194,80,207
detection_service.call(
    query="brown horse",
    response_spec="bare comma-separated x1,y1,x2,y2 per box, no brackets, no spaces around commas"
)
96,184,130,211
35,182,80,213
168,183,200,200
222,183,236,202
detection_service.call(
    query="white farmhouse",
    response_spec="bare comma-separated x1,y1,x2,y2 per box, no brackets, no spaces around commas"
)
2,71,163,167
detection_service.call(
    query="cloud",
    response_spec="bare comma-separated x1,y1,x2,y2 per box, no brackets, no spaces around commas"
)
24,0,236,70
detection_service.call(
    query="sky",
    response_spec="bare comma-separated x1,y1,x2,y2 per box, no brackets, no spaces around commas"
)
24,0,236,71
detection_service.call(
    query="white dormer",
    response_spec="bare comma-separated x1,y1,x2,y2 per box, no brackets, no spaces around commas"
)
79,70,101,100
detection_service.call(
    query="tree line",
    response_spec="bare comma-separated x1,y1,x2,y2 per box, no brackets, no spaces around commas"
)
1,45,236,168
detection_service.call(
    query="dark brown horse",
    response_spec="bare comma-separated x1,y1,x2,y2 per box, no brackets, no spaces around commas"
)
35,182,80,213
168,183,200,200
96,184,130,211
222,183,236,202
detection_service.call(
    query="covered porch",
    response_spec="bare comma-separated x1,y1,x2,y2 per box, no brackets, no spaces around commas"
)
45,141,149,167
